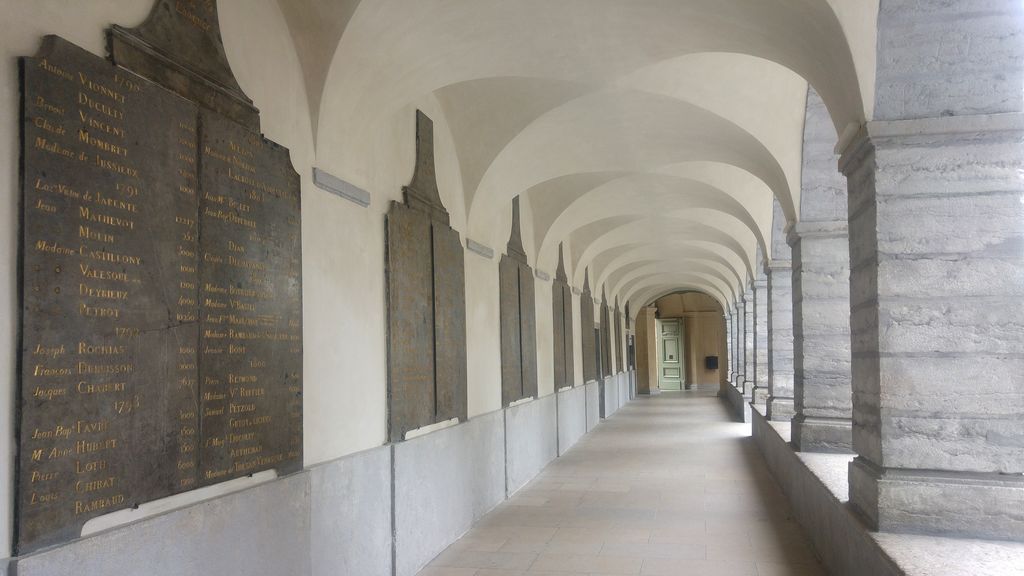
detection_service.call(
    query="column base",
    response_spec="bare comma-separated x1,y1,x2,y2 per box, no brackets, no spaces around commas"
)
766,396,794,421
791,415,852,453
849,457,1024,542
751,385,769,404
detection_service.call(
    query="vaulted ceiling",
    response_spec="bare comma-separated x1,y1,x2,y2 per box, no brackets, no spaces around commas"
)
275,0,879,311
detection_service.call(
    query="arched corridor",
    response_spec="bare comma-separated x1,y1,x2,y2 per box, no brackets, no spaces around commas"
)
0,1,1022,575
418,387,825,576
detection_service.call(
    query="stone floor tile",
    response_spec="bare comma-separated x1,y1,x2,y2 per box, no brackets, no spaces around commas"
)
599,541,706,560
415,567,479,576
529,552,643,574
430,550,539,571
754,561,827,576
416,390,826,576
640,557,758,576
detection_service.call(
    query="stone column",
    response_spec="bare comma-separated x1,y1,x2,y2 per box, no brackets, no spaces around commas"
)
841,0,1024,541
732,299,745,389
725,308,734,383
742,286,755,397
789,87,853,453
752,273,769,403
789,222,852,452
766,260,794,420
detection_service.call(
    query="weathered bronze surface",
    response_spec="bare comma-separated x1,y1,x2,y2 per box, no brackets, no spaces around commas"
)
196,109,303,485
386,205,435,440
580,269,597,383
614,297,623,371
109,0,258,129
625,302,634,370
600,291,611,378
551,243,573,388
432,222,468,423
386,111,467,440
499,255,523,405
517,263,538,400
19,36,200,553
17,7,302,553
499,198,537,406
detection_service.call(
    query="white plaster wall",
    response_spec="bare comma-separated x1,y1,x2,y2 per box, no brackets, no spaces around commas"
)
465,252,502,416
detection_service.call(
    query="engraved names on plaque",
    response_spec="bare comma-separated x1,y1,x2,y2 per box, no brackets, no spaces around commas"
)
17,19,302,554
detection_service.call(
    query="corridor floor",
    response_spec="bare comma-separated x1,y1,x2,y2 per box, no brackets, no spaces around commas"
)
417,386,827,576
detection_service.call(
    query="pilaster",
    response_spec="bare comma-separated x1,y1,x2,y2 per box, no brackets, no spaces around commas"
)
742,286,755,398
733,298,746,389
766,260,794,421
789,221,853,453
752,274,769,404
841,113,1024,540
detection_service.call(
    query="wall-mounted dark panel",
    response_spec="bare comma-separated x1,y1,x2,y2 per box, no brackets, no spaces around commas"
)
600,296,612,378
498,197,537,406
17,23,302,555
499,256,523,405
551,285,566,388
518,264,538,400
432,223,467,423
561,284,575,386
196,109,303,486
580,271,597,383
552,244,574,389
614,302,623,372
386,110,467,437
386,205,435,440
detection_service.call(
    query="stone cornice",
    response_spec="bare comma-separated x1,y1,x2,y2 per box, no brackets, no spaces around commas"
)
838,112,1024,174
787,220,848,246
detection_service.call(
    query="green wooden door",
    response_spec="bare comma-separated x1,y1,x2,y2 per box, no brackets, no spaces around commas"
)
658,319,683,391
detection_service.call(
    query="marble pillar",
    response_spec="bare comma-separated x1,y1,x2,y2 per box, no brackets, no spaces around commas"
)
842,0,1024,541
790,222,852,452
753,273,770,404
790,87,854,453
742,286,755,397
767,260,794,421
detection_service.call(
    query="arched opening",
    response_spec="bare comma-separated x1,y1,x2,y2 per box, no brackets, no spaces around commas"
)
635,290,726,395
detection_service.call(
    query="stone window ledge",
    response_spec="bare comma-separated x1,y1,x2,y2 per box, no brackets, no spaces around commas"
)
752,405,1024,576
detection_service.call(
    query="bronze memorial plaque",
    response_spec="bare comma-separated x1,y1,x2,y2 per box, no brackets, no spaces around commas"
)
385,111,467,441
17,5,302,554
196,110,302,485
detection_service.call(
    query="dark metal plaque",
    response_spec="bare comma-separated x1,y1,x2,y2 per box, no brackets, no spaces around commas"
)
18,37,200,553
562,284,575,386
518,265,538,399
614,300,623,371
499,197,537,405
432,222,467,423
598,295,606,377
196,109,302,484
108,0,258,129
17,33,303,554
553,245,573,387
386,110,468,438
551,282,566,389
580,285,597,384
386,204,435,441
499,256,522,406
